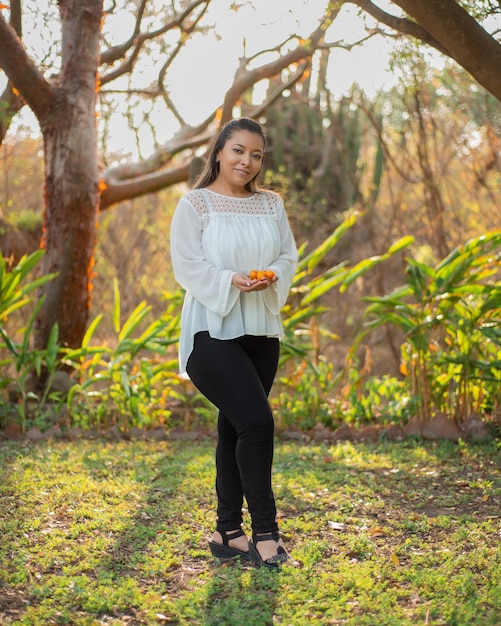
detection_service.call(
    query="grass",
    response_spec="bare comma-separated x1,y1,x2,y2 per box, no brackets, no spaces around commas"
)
0,437,500,625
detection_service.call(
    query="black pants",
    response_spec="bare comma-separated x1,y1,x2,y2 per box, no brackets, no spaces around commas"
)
186,331,280,534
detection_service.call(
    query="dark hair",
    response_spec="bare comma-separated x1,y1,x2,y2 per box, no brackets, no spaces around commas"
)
193,118,266,192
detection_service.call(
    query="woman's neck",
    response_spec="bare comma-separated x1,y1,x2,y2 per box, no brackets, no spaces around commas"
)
206,182,253,198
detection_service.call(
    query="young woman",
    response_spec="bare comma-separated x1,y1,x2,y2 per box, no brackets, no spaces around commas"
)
170,118,298,569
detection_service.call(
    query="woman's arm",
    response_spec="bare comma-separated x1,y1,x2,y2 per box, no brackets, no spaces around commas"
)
264,198,298,310
170,197,240,317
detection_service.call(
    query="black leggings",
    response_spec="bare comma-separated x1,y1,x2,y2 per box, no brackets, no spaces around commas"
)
186,331,280,534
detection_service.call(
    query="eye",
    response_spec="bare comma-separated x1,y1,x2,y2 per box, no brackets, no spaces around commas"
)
233,148,243,154
252,153,262,161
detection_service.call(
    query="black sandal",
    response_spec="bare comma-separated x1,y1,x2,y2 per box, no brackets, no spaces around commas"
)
248,531,288,569
208,529,251,561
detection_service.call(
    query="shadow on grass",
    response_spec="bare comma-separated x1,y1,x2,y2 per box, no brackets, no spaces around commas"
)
202,558,280,626
0,441,40,621
74,437,278,623
0,438,219,623
275,438,501,522
1,437,499,624
79,437,282,623
81,440,194,579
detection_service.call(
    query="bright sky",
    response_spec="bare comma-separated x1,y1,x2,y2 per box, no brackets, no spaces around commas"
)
4,0,400,156
165,0,397,123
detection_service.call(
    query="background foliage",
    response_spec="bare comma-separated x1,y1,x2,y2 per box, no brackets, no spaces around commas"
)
1,56,500,435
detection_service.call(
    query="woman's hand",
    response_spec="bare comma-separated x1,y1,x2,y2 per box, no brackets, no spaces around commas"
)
232,272,278,292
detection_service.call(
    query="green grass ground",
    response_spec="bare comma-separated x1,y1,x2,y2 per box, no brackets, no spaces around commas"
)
0,437,500,625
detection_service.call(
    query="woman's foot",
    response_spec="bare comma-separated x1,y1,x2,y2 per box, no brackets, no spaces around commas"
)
249,531,288,569
208,528,250,560
212,529,250,553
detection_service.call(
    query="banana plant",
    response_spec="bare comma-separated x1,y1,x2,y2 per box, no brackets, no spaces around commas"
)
0,250,60,430
0,249,57,321
281,210,413,364
357,230,501,421
63,280,182,429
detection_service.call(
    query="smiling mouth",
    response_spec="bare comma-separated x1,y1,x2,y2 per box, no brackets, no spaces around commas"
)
234,168,250,176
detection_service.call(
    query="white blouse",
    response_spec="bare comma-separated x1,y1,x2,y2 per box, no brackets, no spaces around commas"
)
170,188,298,374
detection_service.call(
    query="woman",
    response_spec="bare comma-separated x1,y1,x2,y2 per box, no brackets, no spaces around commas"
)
170,118,298,569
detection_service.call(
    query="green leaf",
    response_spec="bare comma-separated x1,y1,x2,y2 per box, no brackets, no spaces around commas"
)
118,302,151,342
388,235,415,254
297,212,358,274
113,278,121,334
46,324,60,371
82,314,104,349
0,326,19,357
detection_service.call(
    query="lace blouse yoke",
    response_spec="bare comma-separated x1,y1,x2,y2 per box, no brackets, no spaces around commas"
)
185,188,281,219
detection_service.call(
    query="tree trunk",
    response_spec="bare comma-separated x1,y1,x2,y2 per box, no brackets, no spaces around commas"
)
35,0,102,349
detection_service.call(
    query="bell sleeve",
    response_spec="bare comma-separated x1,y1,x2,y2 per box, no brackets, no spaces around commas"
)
170,197,240,317
262,198,298,315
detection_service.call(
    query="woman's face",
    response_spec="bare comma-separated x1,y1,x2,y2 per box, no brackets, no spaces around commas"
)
216,130,264,190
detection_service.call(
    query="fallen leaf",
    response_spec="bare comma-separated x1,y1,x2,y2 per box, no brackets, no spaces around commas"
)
368,527,386,537
328,521,346,531
482,494,489,501
391,553,400,566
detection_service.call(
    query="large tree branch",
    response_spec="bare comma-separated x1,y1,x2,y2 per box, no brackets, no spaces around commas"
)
390,0,501,102
101,58,312,209
0,13,55,124
348,0,449,54
0,0,24,142
350,0,501,102
101,163,191,209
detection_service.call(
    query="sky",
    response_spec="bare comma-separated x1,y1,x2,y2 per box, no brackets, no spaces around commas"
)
164,0,397,123
104,0,400,157
3,0,401,156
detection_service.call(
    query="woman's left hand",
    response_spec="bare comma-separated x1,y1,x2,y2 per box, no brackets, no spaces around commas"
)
232,272,278,292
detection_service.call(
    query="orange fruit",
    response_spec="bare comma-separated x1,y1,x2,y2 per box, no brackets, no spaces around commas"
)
256,271,266,280
249,269,258,280
265,270,275,280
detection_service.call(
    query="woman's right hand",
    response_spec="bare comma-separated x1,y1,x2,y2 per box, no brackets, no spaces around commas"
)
231,272,278,292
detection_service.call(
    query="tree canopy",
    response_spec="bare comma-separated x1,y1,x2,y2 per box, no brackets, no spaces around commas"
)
1,1,500,209
0,0,500,350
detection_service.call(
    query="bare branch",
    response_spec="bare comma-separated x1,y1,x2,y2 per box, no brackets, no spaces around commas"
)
0,13,55,125
99,0,210,85
9,0,22,34
244,61,311,119
219,42,322,123
100,59,313,208
100,0,148,65
100,3,346,209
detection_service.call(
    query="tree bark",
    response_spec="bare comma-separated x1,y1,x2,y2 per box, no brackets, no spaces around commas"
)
35,0,103,349
390,0,501,102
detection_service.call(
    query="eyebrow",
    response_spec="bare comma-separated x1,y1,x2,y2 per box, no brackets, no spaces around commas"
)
232,143,263,153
